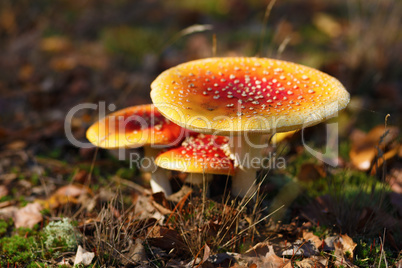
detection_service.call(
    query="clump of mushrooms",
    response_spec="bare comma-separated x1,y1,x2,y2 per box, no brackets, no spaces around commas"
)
151,57,350,197
86,104,188,195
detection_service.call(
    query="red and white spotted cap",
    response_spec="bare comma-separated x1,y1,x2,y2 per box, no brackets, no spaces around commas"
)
86,104,186,149
151,57,349,135
155,133,234,175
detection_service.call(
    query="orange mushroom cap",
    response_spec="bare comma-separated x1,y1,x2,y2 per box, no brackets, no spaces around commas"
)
86,104,186,149
155,133,234,175
151,57,350,135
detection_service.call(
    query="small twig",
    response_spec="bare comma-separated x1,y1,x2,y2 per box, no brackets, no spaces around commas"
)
378,228,388,268
112,175,150,194
159,24,213,55
277,36,291,58
87,146,98,186
105,241,137,265
257,0,278,57
221,205,284,248
212,34,217,57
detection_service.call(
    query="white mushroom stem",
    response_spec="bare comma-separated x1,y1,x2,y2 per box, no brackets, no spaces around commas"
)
185,173,211,185
142,146,172,195
185,173,212,197
230,134,268,197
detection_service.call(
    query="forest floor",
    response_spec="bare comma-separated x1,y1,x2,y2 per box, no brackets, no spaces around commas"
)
0,0,401,267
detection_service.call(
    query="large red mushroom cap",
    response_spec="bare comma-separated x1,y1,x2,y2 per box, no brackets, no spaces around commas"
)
151,57,350,135
86,104,186,149
155,133,234,175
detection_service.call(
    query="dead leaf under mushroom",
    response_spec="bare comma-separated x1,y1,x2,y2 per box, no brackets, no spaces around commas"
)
37,184,93,210
14,202,43,229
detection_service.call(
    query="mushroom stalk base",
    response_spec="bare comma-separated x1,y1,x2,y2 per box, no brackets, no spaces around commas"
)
142,146,172,195
185,173,211,185
149,167,172,195
230,134,267,198
185,173,211,197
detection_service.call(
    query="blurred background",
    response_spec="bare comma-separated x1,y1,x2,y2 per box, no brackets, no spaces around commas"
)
0,0,401,261
0,0,401,150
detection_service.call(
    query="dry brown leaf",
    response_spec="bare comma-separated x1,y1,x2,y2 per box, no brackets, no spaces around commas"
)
0,6,16,34
73,245,95,266
366,126,399,146
55,184,92,197
281,240,318,258
296,258,326,268
334,247,357,267
333,234,357,267
5,140,27,150
0,201,14,209
147,225,187,254
244,243,291,268
14,202,43,229
202,243,211,263
244,242,271,257
134,195,165,224
123,238,147,264
71,170,89,183
303,230,322,249
152,191,172,215
152,200,173,215
339,234,357,258
18,64,33,81
38,184,92,210
263,247,291,268
350,147,376,170
40,36,72,53
0,206,18,220
0,185,8,199
50,56,78,71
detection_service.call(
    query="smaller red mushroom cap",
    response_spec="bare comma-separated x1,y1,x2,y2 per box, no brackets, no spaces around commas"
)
155,133,234,175
86,104,186,149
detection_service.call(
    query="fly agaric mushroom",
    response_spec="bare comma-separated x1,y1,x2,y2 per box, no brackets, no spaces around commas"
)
151,57,350,197
155,133,234,187
86,104,187,195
